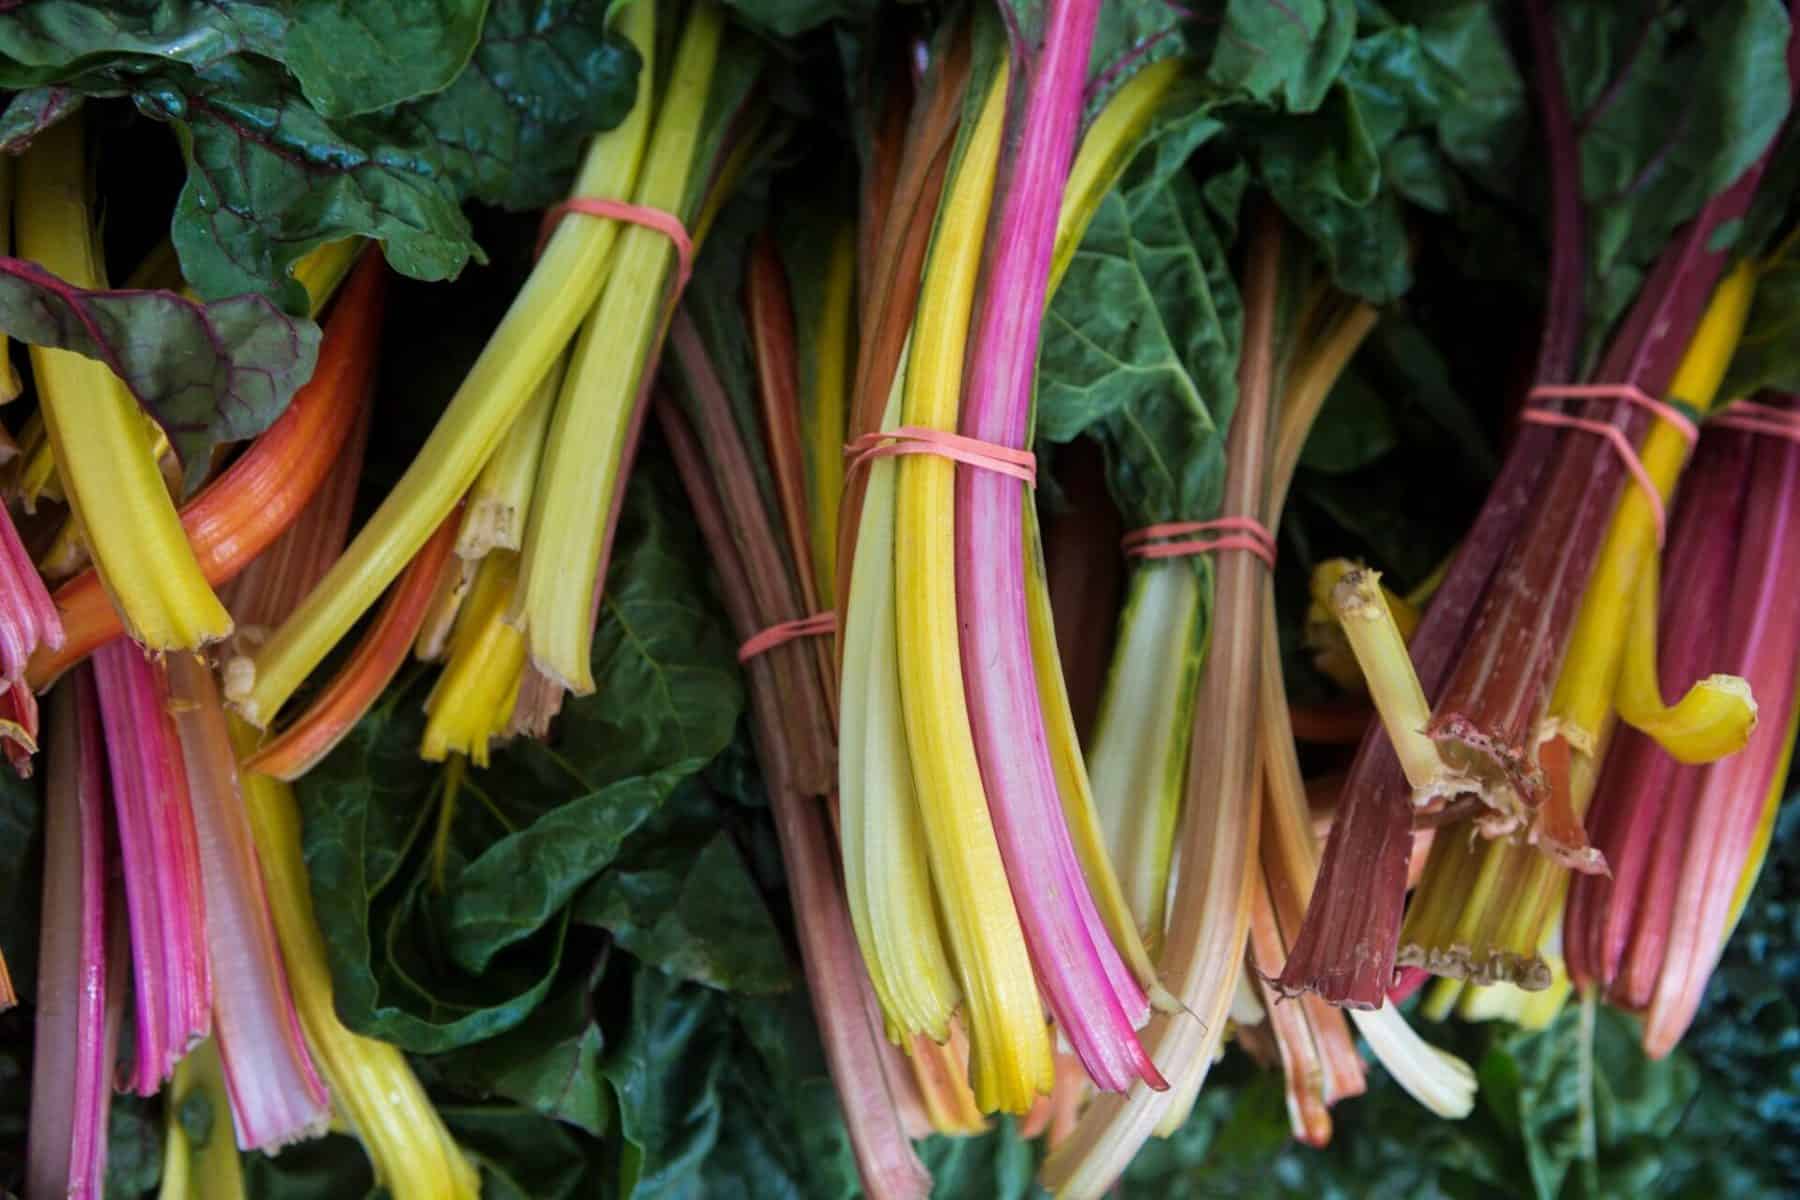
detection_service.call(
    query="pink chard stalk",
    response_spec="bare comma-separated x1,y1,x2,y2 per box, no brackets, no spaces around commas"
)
0,500,64,772
1645,406,1800,1054
92,638,212,1094
166,653,331,1149
955,0,1160,1090
26,672,113,1200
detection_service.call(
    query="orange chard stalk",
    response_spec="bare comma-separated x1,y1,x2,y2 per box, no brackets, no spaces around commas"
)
28,255,386,688
225,403,372,640
244,510,461,781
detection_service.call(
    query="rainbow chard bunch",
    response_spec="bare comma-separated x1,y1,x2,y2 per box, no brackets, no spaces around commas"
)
1281,0,1800,1012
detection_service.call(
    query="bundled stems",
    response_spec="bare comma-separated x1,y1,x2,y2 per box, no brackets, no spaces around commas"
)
224,0,660,726
955,0,1157,1092
659,392,928,1200
1043,211,1281,1198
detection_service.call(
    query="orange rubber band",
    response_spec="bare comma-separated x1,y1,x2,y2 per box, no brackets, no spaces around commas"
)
1709,398,1800,443
1122,517,1276,568
843,426,1036,485
738,612,836,663
1523,383,1698,546
537,198,695,296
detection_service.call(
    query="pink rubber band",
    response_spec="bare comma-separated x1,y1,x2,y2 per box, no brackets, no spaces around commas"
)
1122,517,1277,568
1523,383,1698,547
537,198,696,296
1527,383,1698,445
737,612,836,663
843,426,1037,485
1709,399,1800,443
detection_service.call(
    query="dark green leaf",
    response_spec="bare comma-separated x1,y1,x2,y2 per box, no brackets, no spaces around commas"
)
0,0,486,117
1199,0,1357,113
241,1132,379,1200
102,1094,163,1199
422,957,613,1135
0,257,321,486
0,86,80,151
445,1104,609,1200
571,782,790,994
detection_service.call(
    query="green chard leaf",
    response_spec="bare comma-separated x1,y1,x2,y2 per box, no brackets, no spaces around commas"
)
0,85,80,151
0,257,321,487
1557,0,1792,348
298,466,743,1053
1037,159,1241,534
1196,0,1357,112
0,0,487,116
0,0,639,311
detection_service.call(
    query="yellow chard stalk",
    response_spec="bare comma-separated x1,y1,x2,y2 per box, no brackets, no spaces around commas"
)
893,63,1054,1114
228,0,658,726
1545,260,1759,760
234,720,479,1200
515,0,725,693
159,1040,245,1200
16,114,231,650
421,550,530,766
458,357,566,561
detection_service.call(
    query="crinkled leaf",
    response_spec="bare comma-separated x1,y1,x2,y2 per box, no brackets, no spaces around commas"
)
281,0,490,117
0,86,80,152
571,782,790,994
0,256,321,487
146,55,479,312
446,1104,609,1200
421,958,613,1135
1556,0,1792,348
1723,224,1800,397
1197,0,1357,112
406,0,640,209
102,1095,164,1199
13,1,639,311
300,470,741,1052
1037,166,1240,533
0,2,288,84
598,962,856,1200
0,0,486,117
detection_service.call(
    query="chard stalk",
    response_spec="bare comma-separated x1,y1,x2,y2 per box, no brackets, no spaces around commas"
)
93,639,212,1094
234,720,480,1199
803,223,855,605
227,0,658,725
10,411,62,511
16,114,230,651
458,357,564,561
1328,569,1467,803
955,0,1160,1095
1043,213,1281,1198
515,2,725,693
1642,412,1800,1055
659,396,930,1200
421,550,529,766
840,351,961,1042
893,62,1054,1114
167,655,330,1150
246,510,461,781
159,1039,247,1200
31,254,386,687
26,674,113,1200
